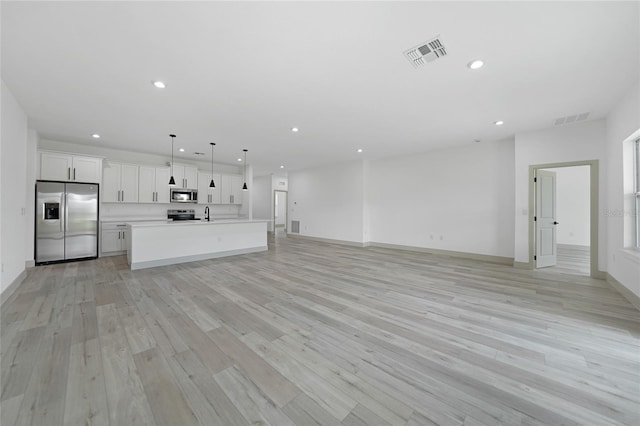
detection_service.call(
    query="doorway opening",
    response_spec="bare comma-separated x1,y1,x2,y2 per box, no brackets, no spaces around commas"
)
274,190,288,237
529,160,600,278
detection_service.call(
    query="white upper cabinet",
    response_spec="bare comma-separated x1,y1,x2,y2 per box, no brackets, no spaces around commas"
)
170,163,198,189
102,162,139,203
139,166,170,203
40,151,102,183
197,171,221,204
220,174,243,205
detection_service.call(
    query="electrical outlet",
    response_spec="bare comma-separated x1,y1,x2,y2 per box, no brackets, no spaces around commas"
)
430,234,434,240
1,263,4,273
439,235,443,240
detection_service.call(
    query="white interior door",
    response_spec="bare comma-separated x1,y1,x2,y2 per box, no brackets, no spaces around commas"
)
536,169,558,268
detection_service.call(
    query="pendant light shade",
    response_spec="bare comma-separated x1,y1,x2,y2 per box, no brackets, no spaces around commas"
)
168,134,177,186
209,142,216,188
242,149,248,192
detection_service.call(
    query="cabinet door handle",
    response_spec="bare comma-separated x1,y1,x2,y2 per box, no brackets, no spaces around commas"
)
73,168,76,180
68,167,71,180
118,231,121,240
121,190,124,201
155,191,157,202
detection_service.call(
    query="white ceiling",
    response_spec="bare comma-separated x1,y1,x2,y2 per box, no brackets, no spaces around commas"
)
2,1,639,176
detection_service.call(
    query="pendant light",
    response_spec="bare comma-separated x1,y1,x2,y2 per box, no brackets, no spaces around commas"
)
209,142,216,188
168,134,176,186
242,149,248,191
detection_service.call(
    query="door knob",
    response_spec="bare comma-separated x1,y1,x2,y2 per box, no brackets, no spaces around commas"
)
553,221,559,225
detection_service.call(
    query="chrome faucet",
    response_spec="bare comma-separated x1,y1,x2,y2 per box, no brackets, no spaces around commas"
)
204,206,210,222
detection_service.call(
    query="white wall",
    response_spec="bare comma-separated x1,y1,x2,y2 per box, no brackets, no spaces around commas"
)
288,161,365,243
366,139,515,257
252,175,272,229
544,166,590,246
605,81,640,298
252,174,288,232
514,119,607,269
25,129,39,265
275,192,286,225
1,80,28,294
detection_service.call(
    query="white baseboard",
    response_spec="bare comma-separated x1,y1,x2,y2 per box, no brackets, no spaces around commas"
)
1,269,27,306
289,234,514,265
368,242,514,265
606,273,640,312
513,261,533,269
25,260,35,268
287,234,367,247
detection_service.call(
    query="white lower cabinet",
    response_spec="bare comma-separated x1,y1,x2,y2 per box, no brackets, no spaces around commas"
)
101,223,128,256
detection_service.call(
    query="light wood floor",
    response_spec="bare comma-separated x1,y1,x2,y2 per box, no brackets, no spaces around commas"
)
2,235,639,425
548,244,591,276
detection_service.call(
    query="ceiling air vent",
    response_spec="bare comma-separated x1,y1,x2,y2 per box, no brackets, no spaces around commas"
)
404,36,448,68
553,112,590,126
193,152,205,156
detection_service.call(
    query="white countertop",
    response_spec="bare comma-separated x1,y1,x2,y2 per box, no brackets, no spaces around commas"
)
101,215,244,223
101,217,166,223
127,219,268,228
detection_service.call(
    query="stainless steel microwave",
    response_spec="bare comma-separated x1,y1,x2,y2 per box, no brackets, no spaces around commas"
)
170,188,198,203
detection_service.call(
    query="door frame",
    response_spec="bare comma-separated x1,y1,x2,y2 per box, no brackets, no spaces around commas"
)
273,189,288,233
528,160,601,278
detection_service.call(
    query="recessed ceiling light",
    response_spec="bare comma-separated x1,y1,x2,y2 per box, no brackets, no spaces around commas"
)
179,148,185,152
237,158,242,162
467,59,484,70
474,139,481,143
291,127,299,132
357,148,363,153
280,165,285,169
152,81,166,89
91,133,100,139
494,120,504,126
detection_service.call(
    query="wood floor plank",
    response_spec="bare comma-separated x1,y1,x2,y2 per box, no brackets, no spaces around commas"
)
117,305,157,355
97,303,156,426
14,326,71,426
0,394,23,426
208,326,301,407
71,301,98,345
342,403,392,426
165,352,228,426
242,331,358,421
133,347,199,426
64,339,109,426
215,366,297,426
1,326,46,401
172,350,249,426
281,393,342,426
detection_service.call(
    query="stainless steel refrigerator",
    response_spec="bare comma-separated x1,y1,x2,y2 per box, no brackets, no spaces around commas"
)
35,181,99,264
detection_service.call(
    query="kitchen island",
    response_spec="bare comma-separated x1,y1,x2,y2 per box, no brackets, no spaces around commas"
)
126,219,268,270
